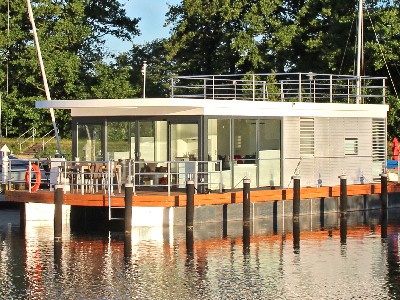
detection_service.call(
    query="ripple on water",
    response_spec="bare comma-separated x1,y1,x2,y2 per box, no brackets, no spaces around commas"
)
0,209,400,299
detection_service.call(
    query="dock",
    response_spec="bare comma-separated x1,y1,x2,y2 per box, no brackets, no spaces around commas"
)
5,182,400,207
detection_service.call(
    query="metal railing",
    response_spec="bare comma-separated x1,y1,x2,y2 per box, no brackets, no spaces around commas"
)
123,160,223,195
1,156,386,195
18,127,36,152
171,73,386,104
41,128,58,151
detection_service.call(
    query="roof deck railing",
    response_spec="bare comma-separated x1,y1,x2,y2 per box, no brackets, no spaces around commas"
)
171,73,386,104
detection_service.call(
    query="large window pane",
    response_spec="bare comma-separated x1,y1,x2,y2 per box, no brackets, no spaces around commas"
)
137,121,167,162
208,119,231,189
154,121,167,162
77,124,102,161
170,124,198,161
107,122,129,160
233,119,257,187
259,119,281,187
139,121,155,161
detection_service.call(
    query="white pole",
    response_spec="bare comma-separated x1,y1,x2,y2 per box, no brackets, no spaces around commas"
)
7,0,10,95
26,0,62,155
141,61,147,99
356,0,363,104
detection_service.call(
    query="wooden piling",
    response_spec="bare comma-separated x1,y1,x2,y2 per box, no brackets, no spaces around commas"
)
124,183,133,234
292,175,300,221
186,180,195,230
54,185,63,240
380,173,388,210
243,178,251,226
339,175,347,214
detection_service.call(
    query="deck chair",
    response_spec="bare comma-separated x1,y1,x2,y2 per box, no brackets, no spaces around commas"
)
92,163,105,193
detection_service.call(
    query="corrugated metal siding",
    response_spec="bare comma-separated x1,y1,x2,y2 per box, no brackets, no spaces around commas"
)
282,117,301,187
283,116,379,187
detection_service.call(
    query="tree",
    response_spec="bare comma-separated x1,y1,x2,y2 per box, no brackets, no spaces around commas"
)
165,0,285,75
90,60,139,99
127,39,177,98
0,0,140,138
165,0,400,138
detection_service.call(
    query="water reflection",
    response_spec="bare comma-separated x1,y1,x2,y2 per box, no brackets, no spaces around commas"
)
1,209,400,299
340,215,347,246
243,225,250,256
293,221,300,253
124,233,132,258
381,210,388,239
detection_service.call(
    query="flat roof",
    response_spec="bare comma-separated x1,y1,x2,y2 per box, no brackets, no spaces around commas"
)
35,98,389,118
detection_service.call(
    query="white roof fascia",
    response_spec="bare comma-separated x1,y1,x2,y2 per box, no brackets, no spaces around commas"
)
35,98,389,119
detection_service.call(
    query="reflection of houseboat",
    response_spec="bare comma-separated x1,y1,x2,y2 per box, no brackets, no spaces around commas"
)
36,73,388,190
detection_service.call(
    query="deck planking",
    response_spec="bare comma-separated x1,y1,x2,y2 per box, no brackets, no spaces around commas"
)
4,182,400,207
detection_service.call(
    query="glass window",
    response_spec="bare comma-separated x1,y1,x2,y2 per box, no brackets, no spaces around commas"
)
77,124,102,161
107,122,129,160
259,119,281,187
137,121,167,162
208,119,231,189
170,123,198,161
139,121,155,161
208,119,230,169
233,119,256,164
233,119,257,187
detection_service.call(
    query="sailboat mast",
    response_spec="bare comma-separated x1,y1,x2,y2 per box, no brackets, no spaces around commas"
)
26,0,62,155
356,0,363,104
6,0,9,95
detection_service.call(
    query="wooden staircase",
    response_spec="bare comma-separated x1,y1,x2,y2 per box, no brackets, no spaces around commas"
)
21,143,42,156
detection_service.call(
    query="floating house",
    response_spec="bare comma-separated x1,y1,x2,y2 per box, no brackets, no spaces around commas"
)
36,73,388,191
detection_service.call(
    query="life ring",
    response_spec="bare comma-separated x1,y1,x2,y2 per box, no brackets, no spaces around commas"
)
25,164,42,192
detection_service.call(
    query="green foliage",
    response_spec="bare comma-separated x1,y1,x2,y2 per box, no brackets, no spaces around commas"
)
0,0,139,138
1,0,400,143
165,0,400,138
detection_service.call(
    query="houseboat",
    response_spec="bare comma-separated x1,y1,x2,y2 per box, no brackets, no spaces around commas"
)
35,72,388,192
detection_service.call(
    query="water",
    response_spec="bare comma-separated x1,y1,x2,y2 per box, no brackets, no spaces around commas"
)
1,208,400,299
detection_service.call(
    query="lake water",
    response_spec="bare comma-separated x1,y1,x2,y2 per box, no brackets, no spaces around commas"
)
0,207,399,299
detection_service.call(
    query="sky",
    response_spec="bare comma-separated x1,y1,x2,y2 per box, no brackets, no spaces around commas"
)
104,0,181,55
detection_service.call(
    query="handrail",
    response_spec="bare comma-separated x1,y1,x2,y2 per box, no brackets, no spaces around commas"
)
18,127,36,152
1,156,385,194
41,128,58,151
171,72,387,104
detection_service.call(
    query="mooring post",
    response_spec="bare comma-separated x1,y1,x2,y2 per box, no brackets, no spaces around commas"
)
54,184,63,240
380,173,388,210
186,180,195,230
124,183,133,234
243,178,251,226
339,175,347,214
292,175,300,221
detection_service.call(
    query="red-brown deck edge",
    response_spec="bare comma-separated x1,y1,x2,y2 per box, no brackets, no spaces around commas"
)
4,182,400,208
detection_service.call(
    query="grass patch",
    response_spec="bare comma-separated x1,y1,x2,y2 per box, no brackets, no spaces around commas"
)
1,137,72,160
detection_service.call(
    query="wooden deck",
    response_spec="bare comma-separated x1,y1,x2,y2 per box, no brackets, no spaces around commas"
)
5,182,400,207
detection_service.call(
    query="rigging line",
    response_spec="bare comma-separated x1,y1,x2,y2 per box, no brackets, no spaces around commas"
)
365,7,399,99
339,17,355,75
